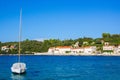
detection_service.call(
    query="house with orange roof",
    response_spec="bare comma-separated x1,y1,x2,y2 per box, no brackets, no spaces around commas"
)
71,48,84,53
56,46,71,54
48,46,71,54
48,45,97,55
9,45,16,50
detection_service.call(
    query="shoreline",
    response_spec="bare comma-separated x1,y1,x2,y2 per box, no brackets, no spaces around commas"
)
1,52,120,56
31,52,120,56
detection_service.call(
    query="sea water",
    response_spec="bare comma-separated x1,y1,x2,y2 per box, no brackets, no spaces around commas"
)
0,55,120,80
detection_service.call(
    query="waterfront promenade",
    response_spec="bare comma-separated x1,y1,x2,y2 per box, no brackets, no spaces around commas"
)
34,52,120,56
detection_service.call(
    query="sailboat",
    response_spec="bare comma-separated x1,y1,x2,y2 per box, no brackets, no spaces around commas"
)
11,8,26,74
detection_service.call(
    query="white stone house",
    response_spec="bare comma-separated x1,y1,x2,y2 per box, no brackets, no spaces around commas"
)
117,45,120,53
48,46,71,54
48,46,97,54
103,46,114,51
71,48,84,53
84,46,96,54
48,47,55,53
115,45,120,54
1,46,9,52
103,45,115,53
56,46,71,54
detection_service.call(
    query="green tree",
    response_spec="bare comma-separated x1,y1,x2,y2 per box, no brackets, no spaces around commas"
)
102,33,111,39
62,39,74,46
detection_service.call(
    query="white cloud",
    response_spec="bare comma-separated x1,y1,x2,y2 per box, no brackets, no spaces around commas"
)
33,38,48,42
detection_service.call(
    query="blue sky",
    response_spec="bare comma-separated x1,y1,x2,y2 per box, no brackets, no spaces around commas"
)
0,0,120,42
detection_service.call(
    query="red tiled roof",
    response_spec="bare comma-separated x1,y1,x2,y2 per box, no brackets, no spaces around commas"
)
83,46,91,48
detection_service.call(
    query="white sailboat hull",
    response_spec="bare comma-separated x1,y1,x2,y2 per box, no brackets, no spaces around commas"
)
11,62,26,74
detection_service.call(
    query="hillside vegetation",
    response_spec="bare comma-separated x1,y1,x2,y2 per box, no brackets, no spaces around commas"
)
1,33,120,54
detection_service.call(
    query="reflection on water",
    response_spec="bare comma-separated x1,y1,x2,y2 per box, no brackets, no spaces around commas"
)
11,74,26,80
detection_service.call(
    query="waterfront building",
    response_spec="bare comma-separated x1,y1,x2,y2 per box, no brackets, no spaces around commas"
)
115,45,120,54
48,46,71,54
10,45,16,50
48,46,97,55
55,46,71,54
48,47,55,53
71,48,84,54
1,46,9,52
83,46,96,54
103,45,115,54
103,45,114,51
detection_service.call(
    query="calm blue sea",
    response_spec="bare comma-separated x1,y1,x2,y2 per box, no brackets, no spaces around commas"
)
0,55,120,80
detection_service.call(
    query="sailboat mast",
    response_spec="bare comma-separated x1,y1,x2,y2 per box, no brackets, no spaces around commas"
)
18,8,22,62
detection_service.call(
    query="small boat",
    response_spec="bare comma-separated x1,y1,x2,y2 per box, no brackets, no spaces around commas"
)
11,8,27,74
